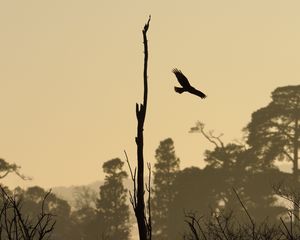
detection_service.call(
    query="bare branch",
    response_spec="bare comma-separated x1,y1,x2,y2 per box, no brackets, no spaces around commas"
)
124,150,137,209
146,162,152,240
280,216,293,240
0,185,55,240
190,122,225,149
232,187,255,238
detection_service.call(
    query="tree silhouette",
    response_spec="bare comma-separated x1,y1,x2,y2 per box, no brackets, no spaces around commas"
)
190,122,285,222
73,186,97,211
97,158,131,239
245,85,300,221
69,186,98,240
152,138,180,240
0,158,29,180
126,15,152,240
167,167,219,239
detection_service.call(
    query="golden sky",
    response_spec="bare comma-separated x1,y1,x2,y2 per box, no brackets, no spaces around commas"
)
0,0,299,188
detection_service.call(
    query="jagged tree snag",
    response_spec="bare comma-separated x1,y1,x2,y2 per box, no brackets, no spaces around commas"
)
125,16,152,240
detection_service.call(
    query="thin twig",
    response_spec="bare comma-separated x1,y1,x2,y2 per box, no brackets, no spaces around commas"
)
280,217,293,240
124,150,137,208
215,215,229,240
146,162,152,240
232,187,255,239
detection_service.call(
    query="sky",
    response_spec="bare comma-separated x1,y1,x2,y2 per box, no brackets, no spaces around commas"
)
0,0,299,189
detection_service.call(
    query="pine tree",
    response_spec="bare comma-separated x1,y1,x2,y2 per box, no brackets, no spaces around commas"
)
152,138,180,240
97,158,131,239
245,85,300,221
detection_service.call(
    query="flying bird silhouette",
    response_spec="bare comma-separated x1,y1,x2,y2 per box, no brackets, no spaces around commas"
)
172,68,207,99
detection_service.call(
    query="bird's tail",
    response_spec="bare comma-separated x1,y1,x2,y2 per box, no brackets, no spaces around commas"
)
174,87,185,94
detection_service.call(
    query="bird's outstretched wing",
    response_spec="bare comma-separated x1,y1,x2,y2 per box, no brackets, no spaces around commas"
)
172,68,191,88
190,87,207,99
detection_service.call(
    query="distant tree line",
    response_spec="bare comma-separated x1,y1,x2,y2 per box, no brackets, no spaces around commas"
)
0,85,299,240
151,85,300,239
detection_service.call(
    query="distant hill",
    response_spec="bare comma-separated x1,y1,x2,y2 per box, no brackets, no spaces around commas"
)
52,180,103,208
51,178,144,209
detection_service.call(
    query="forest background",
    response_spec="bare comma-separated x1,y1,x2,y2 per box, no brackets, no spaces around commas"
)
0,0,300,239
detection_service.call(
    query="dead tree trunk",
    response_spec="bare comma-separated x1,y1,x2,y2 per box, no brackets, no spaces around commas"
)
133,16,151,240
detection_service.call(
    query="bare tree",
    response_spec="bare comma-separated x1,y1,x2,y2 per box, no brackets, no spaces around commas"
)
0,185,55,240
125,16,152,240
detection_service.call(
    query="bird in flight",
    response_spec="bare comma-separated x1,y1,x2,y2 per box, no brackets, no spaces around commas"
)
172,68,207,99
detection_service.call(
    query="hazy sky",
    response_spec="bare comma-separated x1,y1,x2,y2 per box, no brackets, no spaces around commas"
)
0,0,299,189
